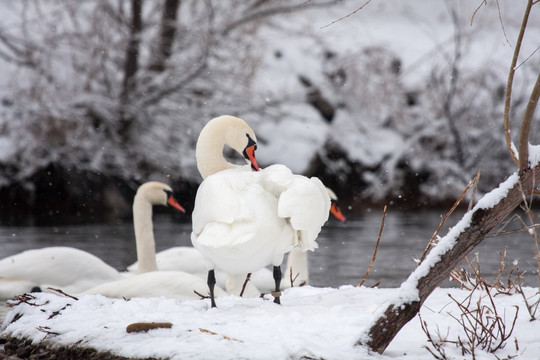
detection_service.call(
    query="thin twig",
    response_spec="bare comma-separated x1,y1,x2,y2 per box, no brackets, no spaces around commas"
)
321,0,372,29
289,267,300,288
418,173,479,264
470,0,487,26
486,223,540,238
46,287,79,301
239,273,251,297
357,205,386,287
193,290,210,299
468,171,481,211
515,45,540,70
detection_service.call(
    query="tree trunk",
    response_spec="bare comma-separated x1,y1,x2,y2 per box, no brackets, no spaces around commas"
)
149,0,181,73
119,0,143,135
359,165,540,353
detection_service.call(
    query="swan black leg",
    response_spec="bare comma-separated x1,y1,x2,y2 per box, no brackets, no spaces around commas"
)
207,270,217,308
272,265,282,304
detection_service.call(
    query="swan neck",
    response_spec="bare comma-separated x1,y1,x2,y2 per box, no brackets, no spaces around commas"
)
196,125,237,179
133,196,158,273
286,249,309,285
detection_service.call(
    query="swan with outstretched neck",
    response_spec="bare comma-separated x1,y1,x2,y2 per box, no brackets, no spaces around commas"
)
191,115,330,307
0,181,185,299
84,182,227,299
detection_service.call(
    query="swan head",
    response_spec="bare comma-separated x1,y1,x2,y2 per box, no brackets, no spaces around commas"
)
135,182,185,213
196,115,260,179
326,188,346,223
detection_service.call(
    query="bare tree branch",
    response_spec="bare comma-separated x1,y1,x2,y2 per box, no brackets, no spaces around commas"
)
504,0,534,166
518,73,540,170
222,1,339,36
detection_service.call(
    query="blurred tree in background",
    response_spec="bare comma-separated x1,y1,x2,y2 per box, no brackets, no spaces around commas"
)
0,0,537,222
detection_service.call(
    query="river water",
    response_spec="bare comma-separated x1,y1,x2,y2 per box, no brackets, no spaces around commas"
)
1,210,538,288
1,210,539,322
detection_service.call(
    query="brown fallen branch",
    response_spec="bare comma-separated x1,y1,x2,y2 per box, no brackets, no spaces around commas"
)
358,165,540,353
126,322,173,333
357,205,386,287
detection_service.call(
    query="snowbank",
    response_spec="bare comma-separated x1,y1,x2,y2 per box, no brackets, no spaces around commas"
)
2,286,539,359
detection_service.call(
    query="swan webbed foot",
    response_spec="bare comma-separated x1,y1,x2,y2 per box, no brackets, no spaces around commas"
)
207,270,217,308
272,265,282,305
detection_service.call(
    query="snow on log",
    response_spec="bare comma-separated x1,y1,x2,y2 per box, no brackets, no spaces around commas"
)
358,165,540,353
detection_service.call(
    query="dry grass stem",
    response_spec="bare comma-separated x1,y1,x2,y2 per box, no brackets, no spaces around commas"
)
239,273,252,297
419,173,478,265
468,171,481,211
357,205,386,287
516,284,540,321
199,328,243,342
46,287,79,301
289,267,300,287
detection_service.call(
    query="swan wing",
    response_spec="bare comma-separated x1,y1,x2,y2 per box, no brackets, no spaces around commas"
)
277,176,330,251
192,168,254,235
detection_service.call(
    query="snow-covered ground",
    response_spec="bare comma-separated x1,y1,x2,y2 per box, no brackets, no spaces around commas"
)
2,286,539,359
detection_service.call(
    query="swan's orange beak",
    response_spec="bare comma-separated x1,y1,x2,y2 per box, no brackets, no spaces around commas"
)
245,144,260,172
330,201,346,223
167,194,186,213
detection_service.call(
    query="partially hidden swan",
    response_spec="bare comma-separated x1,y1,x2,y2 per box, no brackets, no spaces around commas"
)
191,115,331,307
84,182,227,299
0,181,184,299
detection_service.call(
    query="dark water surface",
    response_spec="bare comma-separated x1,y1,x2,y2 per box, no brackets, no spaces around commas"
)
1,210,538,289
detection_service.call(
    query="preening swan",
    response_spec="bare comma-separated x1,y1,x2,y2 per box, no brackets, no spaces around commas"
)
191,115,330,307
0,181,184,299
231,188,347,293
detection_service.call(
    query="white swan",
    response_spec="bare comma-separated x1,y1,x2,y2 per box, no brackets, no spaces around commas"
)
191,115,331,307
84,270,227,300
232,188,347,293
84,182,229,300
0,247,122,299
0,181,185,299
128,246,207,279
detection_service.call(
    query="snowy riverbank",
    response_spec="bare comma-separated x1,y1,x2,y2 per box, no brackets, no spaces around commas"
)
2,286,539,359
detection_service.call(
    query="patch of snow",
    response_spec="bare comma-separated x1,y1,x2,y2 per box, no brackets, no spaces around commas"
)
2,286,538,359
